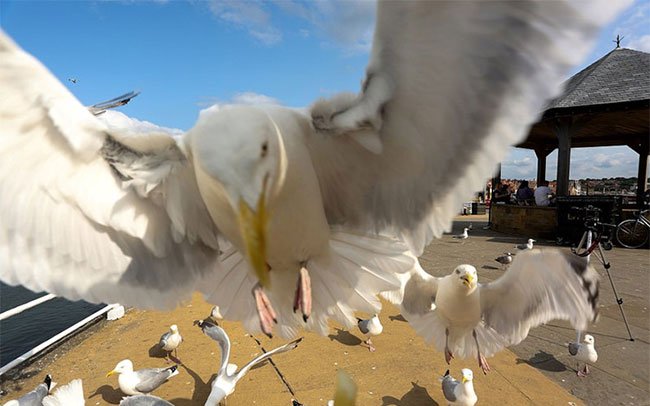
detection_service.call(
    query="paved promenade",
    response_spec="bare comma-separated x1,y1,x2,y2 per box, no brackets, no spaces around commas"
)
1,215,648,405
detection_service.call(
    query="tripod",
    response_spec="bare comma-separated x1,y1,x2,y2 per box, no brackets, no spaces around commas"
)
572,213,634,341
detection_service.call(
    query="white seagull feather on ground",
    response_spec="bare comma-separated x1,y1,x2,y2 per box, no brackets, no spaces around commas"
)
0,0,630,339
194,319,302,406
441,369,478,406
397,250,600,374
106,360,178,396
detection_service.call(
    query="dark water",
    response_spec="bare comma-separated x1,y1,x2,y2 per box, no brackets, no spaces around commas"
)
0,283,103,367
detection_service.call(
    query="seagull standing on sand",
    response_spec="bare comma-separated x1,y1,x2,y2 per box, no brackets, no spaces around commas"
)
399,250,600,374
515,239,535,250
357,314,383,352
42,379,85,406
158,324,182,362
0,1,629,340
106,360,178,396
453,228,469,240
568,334,598,377
4,375,53,406
494,253,513,269
441,369,477,406
194,319,302,406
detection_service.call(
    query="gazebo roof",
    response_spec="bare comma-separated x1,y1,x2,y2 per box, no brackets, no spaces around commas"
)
517,47,650,150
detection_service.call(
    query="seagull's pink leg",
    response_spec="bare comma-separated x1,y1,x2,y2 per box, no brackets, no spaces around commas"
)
473,329,491,374
445,328,454,364
253,284,277,338
293,267,312,322
366,338,376,352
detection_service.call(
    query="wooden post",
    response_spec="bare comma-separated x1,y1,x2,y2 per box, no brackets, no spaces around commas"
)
628,137,649,208
554,119,572,196
534,148,552,185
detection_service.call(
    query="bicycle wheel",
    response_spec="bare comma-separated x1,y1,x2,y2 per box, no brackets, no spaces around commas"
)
616,219,649,249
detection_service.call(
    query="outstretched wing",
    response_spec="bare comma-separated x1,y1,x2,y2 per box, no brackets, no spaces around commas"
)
235,337,303,381
479,250,599,345
199,321,232,376
307,1,630,254
0,30,221,309
119,394,174,406
399,261,440,316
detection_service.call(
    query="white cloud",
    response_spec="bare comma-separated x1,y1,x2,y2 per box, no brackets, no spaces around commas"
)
97,110,184,139
614,1,650,51
208,0,282,45
231,92,280,105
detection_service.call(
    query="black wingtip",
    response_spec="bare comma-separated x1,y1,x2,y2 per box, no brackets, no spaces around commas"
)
168,365,178,373
356,317,363,323
44,374,52,390
444,369,450,377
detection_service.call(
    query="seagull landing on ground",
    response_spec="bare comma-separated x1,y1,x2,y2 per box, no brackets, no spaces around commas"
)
441,369,477,406
568,334,598,377
42,379,84,406
158,324,182,362
453,228,469,240
494,253,513,269
194,319,302,406
4,374,54,406
357,315,383,352
515,239,535,250
400,250,600,374
106,360,178,396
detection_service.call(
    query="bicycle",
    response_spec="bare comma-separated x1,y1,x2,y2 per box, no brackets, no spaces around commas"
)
615,209,650,249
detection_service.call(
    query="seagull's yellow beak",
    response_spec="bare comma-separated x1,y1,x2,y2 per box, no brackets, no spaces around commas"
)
237,184,270,287
462,274,474,288
462,376,468,384
106,370,117,377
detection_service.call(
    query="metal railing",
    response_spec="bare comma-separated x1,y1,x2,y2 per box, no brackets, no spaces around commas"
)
0,295,120,376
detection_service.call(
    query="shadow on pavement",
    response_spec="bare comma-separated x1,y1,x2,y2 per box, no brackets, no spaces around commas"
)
381,382,438,406
516,350,568,372
328,328,362,346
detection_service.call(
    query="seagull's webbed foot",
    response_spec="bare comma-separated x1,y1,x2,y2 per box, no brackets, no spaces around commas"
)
253,284,277,338
293,266,312,322
365,338,376,352
577,364,590,377
444,328,454,364
473,329,490,374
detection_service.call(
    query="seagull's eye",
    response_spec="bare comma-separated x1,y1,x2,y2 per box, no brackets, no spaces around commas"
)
261,141,268,158
455,269,460,274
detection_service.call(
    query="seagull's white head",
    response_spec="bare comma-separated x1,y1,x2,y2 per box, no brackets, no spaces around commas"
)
106,359,133,377
453,264,477,290
192,106,288,287
461,368,474,383
528,239,536,244
170,324,179,333
583,334,595,345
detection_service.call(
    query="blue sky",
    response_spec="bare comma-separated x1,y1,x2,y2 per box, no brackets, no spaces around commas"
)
1,0,648,180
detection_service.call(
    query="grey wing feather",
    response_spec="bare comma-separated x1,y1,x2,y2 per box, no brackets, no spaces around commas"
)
480,250,599,345
441,376,457,402
159,332,171,347
357,319,370,335
199,322,231,375
14,383,49,406
88,91,140,115
134,368,174,394
568,342,580,356
120,394,174,406
235,337,302,380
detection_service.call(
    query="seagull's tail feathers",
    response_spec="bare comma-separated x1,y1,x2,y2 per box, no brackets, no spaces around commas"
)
42,379,84,406
405,310,507,359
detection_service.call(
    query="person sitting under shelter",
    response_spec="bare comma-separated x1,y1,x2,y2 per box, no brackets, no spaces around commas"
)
515,180,534,205
534,180,555,207
492,182,512,204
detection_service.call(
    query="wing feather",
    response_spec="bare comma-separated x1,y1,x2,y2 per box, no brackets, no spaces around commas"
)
0,30,221,309
479,250,599,345
308,1,630,254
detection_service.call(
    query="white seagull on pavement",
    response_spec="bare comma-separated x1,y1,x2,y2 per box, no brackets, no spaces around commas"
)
357,314,383,352
0,1,629,340
568,334,598,377
106,360,178,396
441,369,477,406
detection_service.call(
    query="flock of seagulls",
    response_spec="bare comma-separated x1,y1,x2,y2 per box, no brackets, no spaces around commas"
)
0,0,628,404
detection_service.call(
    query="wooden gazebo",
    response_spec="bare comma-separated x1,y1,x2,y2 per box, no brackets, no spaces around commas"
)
516,47,650,206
